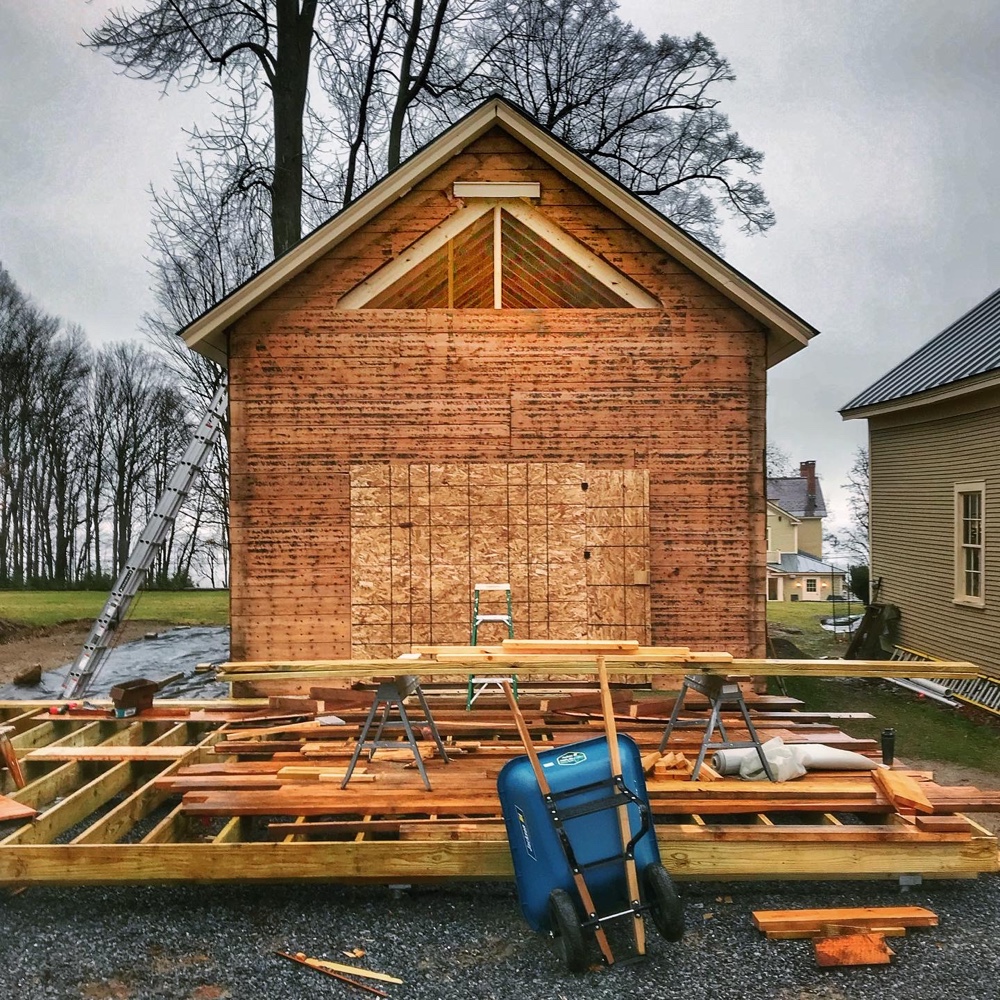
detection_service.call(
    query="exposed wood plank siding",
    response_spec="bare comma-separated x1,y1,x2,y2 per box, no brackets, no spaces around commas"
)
228,129,768,661
869,390,1000,674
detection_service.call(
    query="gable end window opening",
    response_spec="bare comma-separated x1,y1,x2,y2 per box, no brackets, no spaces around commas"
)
954,481,985,607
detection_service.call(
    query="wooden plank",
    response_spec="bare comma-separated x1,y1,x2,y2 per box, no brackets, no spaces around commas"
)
753,906,938,935
872,767,935,814
23,746,194,762
0,794,37,822
915,814,973,834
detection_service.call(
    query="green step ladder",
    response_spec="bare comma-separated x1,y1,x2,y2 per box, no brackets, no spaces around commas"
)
466,582,518,709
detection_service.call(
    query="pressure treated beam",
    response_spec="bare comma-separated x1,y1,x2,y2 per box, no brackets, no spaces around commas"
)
0,829,993,886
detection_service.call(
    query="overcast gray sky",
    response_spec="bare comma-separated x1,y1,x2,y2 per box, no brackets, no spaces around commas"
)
3,1,1000,540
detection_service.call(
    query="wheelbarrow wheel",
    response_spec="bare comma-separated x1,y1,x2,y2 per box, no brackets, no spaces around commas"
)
548,888,587,972
643,862,685,942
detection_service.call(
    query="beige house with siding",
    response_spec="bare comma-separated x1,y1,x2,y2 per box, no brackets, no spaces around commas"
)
766,463,845,601
841,286,1000,674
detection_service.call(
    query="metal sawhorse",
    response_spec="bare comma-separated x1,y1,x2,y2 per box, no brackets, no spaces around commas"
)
658,674,775,781
341,674,449,790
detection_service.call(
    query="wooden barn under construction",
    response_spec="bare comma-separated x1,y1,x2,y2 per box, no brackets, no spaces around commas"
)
180,97,817,664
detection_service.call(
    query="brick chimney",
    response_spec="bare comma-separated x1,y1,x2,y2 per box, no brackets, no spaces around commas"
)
800,460,817,516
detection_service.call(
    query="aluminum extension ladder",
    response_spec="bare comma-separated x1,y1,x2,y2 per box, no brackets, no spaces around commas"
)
891,646,1000,719
934,673,1000,718
61,385,229,699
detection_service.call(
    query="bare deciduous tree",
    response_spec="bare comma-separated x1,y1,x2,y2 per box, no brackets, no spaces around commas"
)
89,1,319,256
463,0,774,247
842,446,870,562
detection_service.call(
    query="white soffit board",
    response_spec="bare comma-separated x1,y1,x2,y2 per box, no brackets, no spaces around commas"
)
453,181,541,198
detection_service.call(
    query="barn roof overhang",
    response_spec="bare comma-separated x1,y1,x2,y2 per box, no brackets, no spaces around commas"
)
179,97,818,368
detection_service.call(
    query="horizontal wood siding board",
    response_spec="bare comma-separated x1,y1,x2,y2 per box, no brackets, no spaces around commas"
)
870,404,1000,672
229,133,767,660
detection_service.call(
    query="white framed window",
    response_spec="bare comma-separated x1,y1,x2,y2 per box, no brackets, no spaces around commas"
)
805,578,817,593
954,481,985,607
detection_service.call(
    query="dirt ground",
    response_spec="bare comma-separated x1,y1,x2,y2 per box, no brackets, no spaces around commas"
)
0,619,175,686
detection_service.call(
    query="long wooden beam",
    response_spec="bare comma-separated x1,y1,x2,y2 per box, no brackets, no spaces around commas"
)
0,829,993,886
217,655,980,682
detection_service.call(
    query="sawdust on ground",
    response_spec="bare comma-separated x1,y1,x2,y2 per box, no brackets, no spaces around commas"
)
0,619,174,686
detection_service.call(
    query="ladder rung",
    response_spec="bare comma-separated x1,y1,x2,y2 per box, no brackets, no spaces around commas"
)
474,615,512,623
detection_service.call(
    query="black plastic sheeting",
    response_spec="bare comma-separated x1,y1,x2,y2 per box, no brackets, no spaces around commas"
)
0,626,231,701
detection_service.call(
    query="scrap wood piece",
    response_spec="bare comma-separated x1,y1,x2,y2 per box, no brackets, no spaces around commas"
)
873,767,934,814
276,952,390,996
753,906,937,937
814,931,894,967
915,814,973,834
0,794,36,822
298,956,403,985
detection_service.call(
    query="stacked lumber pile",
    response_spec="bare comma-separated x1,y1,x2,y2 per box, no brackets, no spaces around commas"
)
754,905,939,967
0,669,996,886
149,688,1000,838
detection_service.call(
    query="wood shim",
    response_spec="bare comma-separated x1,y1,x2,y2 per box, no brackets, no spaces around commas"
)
0,794,37,823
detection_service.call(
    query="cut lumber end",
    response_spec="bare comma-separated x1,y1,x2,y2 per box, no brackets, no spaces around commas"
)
814,931,894,967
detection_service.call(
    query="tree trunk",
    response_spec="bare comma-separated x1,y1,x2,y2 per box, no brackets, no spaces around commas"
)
270,0,317,256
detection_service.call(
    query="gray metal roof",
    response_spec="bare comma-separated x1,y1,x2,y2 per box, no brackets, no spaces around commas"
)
767,477,827,519
768,552,843,575
841,285,1000,413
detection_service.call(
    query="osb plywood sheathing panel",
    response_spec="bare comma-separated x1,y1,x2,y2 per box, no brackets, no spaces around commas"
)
350,463,650,667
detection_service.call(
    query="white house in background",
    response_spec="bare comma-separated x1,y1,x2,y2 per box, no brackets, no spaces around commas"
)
766,461,846,601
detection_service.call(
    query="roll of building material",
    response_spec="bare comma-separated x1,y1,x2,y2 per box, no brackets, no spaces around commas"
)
713,741,876,776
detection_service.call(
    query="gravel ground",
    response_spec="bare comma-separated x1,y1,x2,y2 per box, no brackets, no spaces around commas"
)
2,874,998,999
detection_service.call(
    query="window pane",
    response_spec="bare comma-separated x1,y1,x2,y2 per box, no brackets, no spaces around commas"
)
962,492,982,544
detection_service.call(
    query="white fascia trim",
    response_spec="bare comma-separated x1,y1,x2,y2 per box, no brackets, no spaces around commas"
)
181,99,815,365
491,103,815,363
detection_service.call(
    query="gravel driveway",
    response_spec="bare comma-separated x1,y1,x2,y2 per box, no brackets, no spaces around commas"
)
3,873,998,999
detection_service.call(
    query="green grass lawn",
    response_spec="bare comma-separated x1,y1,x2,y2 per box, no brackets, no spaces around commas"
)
0,589,229,627
767,599,1000,773
766,598,862,659
775,674,1000,774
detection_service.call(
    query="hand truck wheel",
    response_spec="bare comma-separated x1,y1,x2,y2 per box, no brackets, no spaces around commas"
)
642,862,685,942
548,888,587,972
